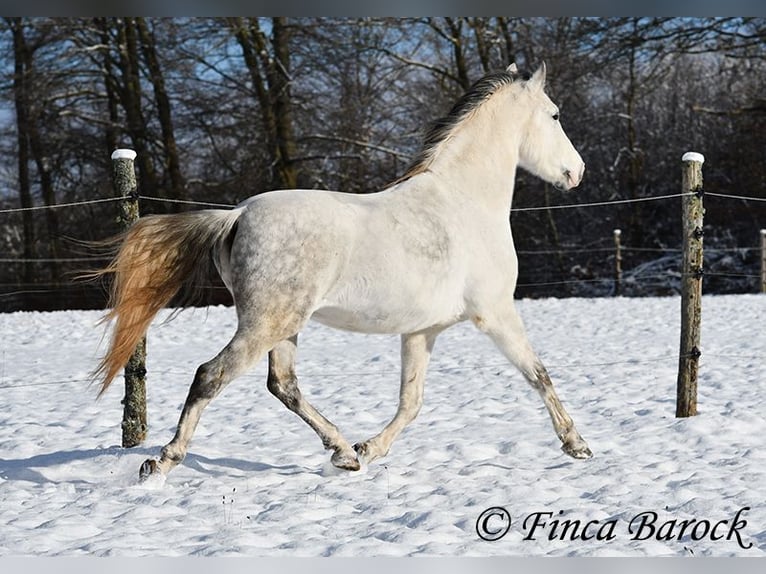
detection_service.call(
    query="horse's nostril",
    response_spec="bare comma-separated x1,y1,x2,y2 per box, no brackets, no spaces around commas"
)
564,164,584,187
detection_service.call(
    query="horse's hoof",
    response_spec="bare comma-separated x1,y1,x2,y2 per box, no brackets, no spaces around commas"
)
139,458,160,481
353,441,368,459
353,441,385,464
331,450,360,471
562,442,593,460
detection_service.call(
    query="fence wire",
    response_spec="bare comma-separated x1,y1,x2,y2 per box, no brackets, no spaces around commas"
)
2,349,763,392
0,197,123,214
1,189,764,216
511,192,695,212
0,189,763,302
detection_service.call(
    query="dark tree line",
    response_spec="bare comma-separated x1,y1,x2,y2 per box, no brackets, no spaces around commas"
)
1,17,764,311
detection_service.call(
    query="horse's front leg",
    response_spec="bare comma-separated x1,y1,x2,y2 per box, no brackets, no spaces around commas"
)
474,305,592,459
354,328,440,464
267,335,360,471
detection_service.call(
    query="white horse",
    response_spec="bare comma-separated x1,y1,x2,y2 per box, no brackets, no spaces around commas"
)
95,63,591,481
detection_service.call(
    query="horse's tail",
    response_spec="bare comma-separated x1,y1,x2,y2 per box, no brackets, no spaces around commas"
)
93,208,242,396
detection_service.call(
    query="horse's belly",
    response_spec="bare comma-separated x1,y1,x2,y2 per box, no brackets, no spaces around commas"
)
311,290,464,334
310,306,395,333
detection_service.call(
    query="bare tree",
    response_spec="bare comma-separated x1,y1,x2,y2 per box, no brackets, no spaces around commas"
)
135,18,185,202
4,18,61,282
228,17,299,190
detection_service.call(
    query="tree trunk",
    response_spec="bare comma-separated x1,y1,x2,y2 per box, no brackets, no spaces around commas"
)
95,17,120,153
230,16,299,190
625,19,645,246
433,17,471,90
470,18,492,74
269,17,299,190
8,17,36,287
30,133,60,281
543,184,571,295
136,17,185,201
496,17,517,65
115,18,158,202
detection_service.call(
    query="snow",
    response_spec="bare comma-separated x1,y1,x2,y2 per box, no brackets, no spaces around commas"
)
1,294,765,557
681,152,704,164
110,149,137,161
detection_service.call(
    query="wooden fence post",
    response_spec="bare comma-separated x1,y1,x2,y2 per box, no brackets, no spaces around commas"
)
111,149,147,447
613,228,622,296
676,152,705,418
761,229,766,294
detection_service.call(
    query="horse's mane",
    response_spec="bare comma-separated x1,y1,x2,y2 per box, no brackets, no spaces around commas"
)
392,67,532,186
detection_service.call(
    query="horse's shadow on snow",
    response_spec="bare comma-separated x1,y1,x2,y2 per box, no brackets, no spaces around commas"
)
0,445,148,484
0,446,311,484
182,452,316,477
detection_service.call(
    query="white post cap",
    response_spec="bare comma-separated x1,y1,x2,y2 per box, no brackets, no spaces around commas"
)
682,152,705,164
111,149,137,161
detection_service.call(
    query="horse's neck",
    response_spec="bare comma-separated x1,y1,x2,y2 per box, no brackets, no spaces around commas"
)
429,104,520,215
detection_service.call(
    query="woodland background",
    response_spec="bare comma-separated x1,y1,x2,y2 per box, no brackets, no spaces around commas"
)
0,17,764,312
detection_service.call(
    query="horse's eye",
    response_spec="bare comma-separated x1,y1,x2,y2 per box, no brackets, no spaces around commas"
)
553,113,560,121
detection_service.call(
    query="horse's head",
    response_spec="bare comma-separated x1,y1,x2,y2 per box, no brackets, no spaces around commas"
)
514,63,585,191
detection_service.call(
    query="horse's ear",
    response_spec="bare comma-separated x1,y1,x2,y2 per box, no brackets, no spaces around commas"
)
529,62,547,91
506,63,518,74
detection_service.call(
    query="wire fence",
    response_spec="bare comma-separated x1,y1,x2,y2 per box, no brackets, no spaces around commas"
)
0,189,764,302
511,191,693,212
1,188,764,216
3,348,765,392
0,190,752,217
0,196,123,214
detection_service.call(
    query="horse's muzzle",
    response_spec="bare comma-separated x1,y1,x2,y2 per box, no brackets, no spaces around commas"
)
563,163,585,190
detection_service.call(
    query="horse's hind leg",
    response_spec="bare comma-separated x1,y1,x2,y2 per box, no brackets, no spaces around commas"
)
354,329,439,464
139,330,270,480
267,335,360,471
475,306,592,460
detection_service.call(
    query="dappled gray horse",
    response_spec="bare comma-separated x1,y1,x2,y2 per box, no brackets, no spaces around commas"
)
95,63,592,481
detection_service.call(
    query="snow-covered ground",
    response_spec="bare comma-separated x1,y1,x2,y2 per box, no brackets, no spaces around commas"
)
1,295,764,557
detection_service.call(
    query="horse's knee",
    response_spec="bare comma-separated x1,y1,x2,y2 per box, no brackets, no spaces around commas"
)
267,372,302,411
